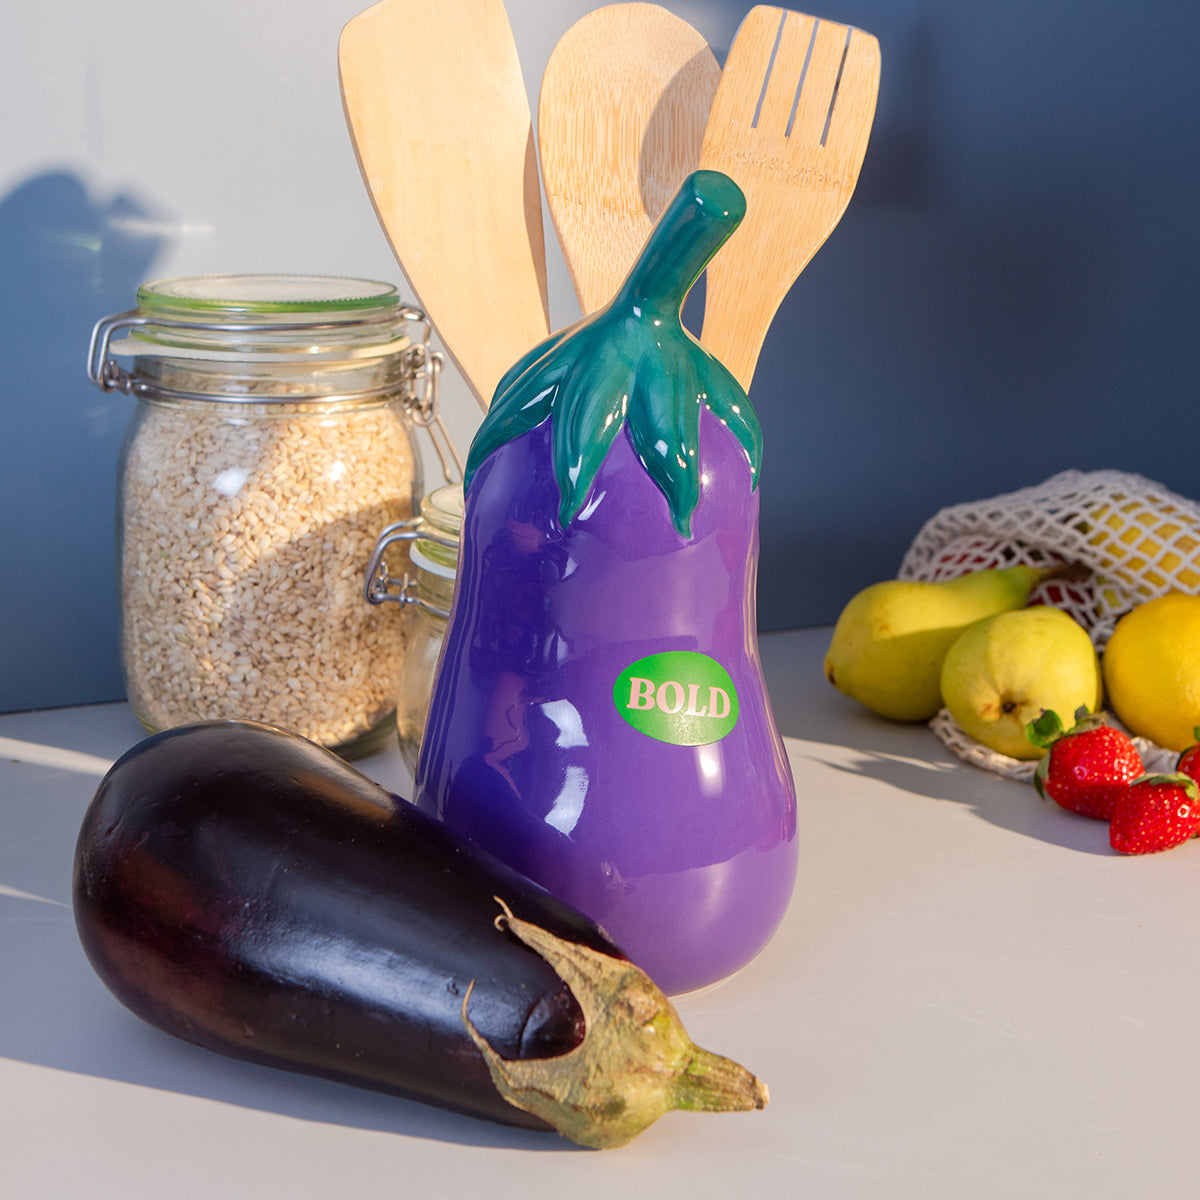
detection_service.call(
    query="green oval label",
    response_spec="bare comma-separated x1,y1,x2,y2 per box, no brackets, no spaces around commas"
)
613,651,739,746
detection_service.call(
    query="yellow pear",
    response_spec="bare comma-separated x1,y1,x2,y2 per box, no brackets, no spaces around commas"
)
940,606,1102,759
824,566,1069,722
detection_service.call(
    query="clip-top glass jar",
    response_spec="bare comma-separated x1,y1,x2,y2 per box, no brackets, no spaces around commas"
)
89,274,459,757
364,483,462,772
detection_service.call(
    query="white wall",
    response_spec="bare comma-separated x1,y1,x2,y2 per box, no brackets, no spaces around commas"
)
0,0,734,709
0,0,742,465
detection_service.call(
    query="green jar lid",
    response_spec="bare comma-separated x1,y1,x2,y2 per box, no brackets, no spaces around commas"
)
136,274,402,317
111,274,422,363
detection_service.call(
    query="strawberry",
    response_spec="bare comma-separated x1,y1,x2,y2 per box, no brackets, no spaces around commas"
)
1109,773,1200,855
1176,727,1200,787
1027,708,1144,821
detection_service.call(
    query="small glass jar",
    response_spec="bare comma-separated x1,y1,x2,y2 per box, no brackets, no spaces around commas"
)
89,274,458,757
364,483,462,772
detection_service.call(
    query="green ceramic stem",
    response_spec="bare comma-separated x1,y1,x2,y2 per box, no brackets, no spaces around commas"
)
613,170,747,314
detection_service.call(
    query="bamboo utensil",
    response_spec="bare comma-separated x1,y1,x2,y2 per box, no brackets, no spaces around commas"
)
698,6,880,392
538,3,720,315
339,0,550,409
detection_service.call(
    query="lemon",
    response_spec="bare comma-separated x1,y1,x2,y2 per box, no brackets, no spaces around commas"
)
1103,592,1200,751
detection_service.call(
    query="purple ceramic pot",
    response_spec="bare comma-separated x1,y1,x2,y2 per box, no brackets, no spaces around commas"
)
415,172,797,994
415,407,797,994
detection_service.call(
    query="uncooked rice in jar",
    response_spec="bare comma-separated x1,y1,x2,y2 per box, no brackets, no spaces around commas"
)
119,397,414,748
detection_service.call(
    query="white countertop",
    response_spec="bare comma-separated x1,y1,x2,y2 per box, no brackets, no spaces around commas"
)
2,628,1196,1198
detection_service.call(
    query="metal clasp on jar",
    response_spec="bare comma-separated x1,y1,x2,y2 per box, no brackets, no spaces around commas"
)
363,521,459,618
404,342,463,484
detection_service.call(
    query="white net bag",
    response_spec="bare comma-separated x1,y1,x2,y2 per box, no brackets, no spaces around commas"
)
899,470,1200,780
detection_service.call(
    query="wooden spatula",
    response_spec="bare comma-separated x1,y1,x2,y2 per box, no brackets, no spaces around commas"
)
699,6,880,392
538,3,720,315
339,0,550,409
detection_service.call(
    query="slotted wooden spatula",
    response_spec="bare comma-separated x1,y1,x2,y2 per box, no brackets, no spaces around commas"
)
339,0,550,409
699,7,880,392
538,3,720,315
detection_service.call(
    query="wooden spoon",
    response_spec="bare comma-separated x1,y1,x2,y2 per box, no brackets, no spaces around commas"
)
699,6,880,392
538,3,720,315
339,0,550,409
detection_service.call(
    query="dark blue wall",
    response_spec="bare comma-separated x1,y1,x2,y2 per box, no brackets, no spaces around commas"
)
738,0,1200,628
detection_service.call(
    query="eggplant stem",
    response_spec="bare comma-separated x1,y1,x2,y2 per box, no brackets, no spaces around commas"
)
462,898,768,1150
673,1046,769,1112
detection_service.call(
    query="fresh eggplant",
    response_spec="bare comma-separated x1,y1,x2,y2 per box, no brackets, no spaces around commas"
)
415,170,798,995
72,720,766,1149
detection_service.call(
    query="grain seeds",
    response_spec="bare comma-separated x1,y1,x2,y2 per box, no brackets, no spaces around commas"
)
119,397,416,750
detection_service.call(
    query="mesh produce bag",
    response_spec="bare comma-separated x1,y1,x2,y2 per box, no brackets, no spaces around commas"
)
898,470,1199,780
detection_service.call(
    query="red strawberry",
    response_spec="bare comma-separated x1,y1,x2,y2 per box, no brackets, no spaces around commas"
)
1109,773,1200,855
1176,728,1200,787
1027,708,1144,821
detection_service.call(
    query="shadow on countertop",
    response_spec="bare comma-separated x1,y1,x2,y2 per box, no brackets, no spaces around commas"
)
760,627,1117,856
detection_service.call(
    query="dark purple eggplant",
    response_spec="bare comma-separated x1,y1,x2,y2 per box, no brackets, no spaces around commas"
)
72,720,766,1148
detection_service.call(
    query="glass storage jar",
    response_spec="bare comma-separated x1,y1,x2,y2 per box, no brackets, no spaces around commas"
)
89,274,458,758
364,483,462,772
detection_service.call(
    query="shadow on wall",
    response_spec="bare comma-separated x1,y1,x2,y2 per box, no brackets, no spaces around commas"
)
0,170,169,711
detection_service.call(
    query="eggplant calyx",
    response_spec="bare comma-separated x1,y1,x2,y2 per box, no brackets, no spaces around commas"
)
462,898,768,1150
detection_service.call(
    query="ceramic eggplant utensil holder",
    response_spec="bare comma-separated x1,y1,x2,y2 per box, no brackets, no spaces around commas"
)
414,170,798,996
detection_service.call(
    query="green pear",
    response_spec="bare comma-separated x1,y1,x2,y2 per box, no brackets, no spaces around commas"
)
823,566,1067,722
940,606,1102,759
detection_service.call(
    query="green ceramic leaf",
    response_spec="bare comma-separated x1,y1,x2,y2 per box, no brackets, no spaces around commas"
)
465,170,761,539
